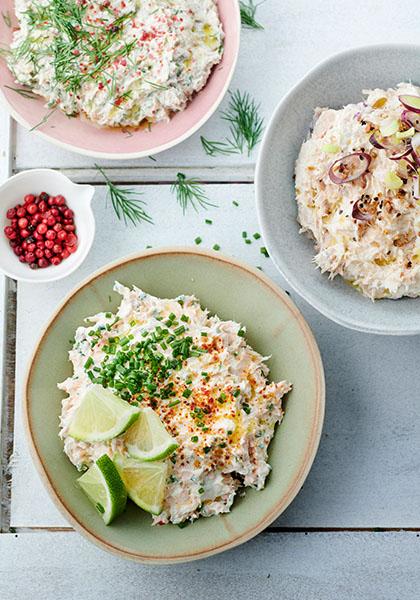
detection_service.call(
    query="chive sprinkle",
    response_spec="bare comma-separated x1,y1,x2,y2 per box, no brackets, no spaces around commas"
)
84,357,94,369
260,246,269,257
168,399,181,408
213,244,220,251
205,219,213,225
191,435,199,442
242,231,248,238
253,232,261,240
194,236,202,245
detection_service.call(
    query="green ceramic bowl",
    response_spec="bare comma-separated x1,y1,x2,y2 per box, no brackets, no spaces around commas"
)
25,249,325,564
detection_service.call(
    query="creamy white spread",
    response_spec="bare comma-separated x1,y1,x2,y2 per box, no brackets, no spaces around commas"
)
8,0,223,127
58,283,291,525
295,83,420,300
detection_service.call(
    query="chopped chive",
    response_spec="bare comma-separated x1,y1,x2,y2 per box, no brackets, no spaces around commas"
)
245,239,252,245
198,487,205,494
201,331,208,337
242,403,251,415
260,246,269,257
238,329,245,337
191,435,199,442
242,231,247,238
84,357,94,370
174,325,186,336
212,244,220,251
180,315,189,323
233,389,241,397
194,236,202,245
233,200,239,207
168,399,181,408
105,312,112,318
203,446,211,454
205,219,213,225
253,232,261,240
183,389,192,398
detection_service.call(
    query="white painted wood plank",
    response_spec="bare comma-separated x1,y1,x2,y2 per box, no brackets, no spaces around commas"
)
15,0,420,174
1,531,419,599
10,184,420,528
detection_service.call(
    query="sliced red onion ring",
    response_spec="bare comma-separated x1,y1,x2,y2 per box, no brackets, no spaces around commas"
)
329,152,371,184
387,143,412,161
352,199,373,222
369,131,410,160
401,110,420,131
410,132,420,166
399,95,420,114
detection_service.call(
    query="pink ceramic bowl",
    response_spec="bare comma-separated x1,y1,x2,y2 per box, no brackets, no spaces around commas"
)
0,1,240,160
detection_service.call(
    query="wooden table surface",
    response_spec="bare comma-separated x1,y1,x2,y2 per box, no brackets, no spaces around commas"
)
1,2,420,598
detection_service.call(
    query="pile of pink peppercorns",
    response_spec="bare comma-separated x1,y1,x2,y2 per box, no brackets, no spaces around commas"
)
3,192,78,269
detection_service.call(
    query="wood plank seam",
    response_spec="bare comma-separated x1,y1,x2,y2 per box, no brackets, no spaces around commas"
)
0,278,17,533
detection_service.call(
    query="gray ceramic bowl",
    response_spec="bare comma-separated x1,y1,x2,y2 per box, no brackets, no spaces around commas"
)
256,44,420,335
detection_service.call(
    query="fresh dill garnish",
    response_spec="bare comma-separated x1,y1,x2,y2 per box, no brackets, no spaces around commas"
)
95,165,153,227
200,136,240,157
29,107,57,132
171,173,216,214
4,85,38,100
239,1,265,30
201,90,264,157
221,90,264,155
2,11,12,28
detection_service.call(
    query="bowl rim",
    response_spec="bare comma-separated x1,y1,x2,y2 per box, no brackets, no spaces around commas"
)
0,1,241,160
256,43,420,336
0,168,95,283
24,247,325,564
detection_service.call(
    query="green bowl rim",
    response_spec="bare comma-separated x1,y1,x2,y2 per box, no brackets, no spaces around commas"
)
24,247,325,564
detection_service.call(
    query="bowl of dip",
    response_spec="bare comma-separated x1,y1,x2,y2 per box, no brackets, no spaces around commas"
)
0,0,240,160
256,44,420,335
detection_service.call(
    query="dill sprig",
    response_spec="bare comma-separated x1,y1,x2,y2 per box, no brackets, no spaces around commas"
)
29,107,57,132
4,85,38,100
2,11,12,28
95,165,153,226
201,90,264,157
239,1,264,30
171,173,216,214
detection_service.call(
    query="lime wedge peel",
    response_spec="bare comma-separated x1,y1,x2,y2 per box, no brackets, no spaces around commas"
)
115,455,168,515
68,385,140,442
124,407,179,462
77,454,127,525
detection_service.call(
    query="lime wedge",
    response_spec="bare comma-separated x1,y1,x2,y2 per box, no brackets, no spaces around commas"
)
124,407,179,461
68,385,140,442
77,454,127,525
115,456,167,515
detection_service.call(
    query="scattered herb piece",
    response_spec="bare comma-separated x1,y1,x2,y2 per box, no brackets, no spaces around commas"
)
242,231,248,238
260,246,269,258
205,219,213,225
253,232,261,240
212,244,220,251
194,236,202,245
2,11,11,28
95,164,153,226
239,1,264,30
245,239,252,245
191,436,199,443
168,400,181,408
233,200,239,207
171,172,216,214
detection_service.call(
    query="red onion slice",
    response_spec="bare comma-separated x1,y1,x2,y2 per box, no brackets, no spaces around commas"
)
352,199,373,222
369,131,410,160
401,110,420,131
399,95,420,114
329,152,371,184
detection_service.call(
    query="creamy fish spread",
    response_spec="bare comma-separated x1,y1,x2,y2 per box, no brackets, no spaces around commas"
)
295,83,420,299
58,283,291,525
8,0,223,127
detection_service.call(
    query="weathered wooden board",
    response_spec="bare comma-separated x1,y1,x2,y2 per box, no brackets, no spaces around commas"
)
10,184,420,528
1,531,419,600
14,0,420,175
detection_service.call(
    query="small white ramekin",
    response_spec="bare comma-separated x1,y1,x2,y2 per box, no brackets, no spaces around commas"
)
0,169,95,282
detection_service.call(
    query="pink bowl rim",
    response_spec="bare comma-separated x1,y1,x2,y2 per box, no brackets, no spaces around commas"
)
0,0,241,160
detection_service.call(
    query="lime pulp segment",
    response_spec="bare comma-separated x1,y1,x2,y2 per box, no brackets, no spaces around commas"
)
115,456,168,515
124,406,179,461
